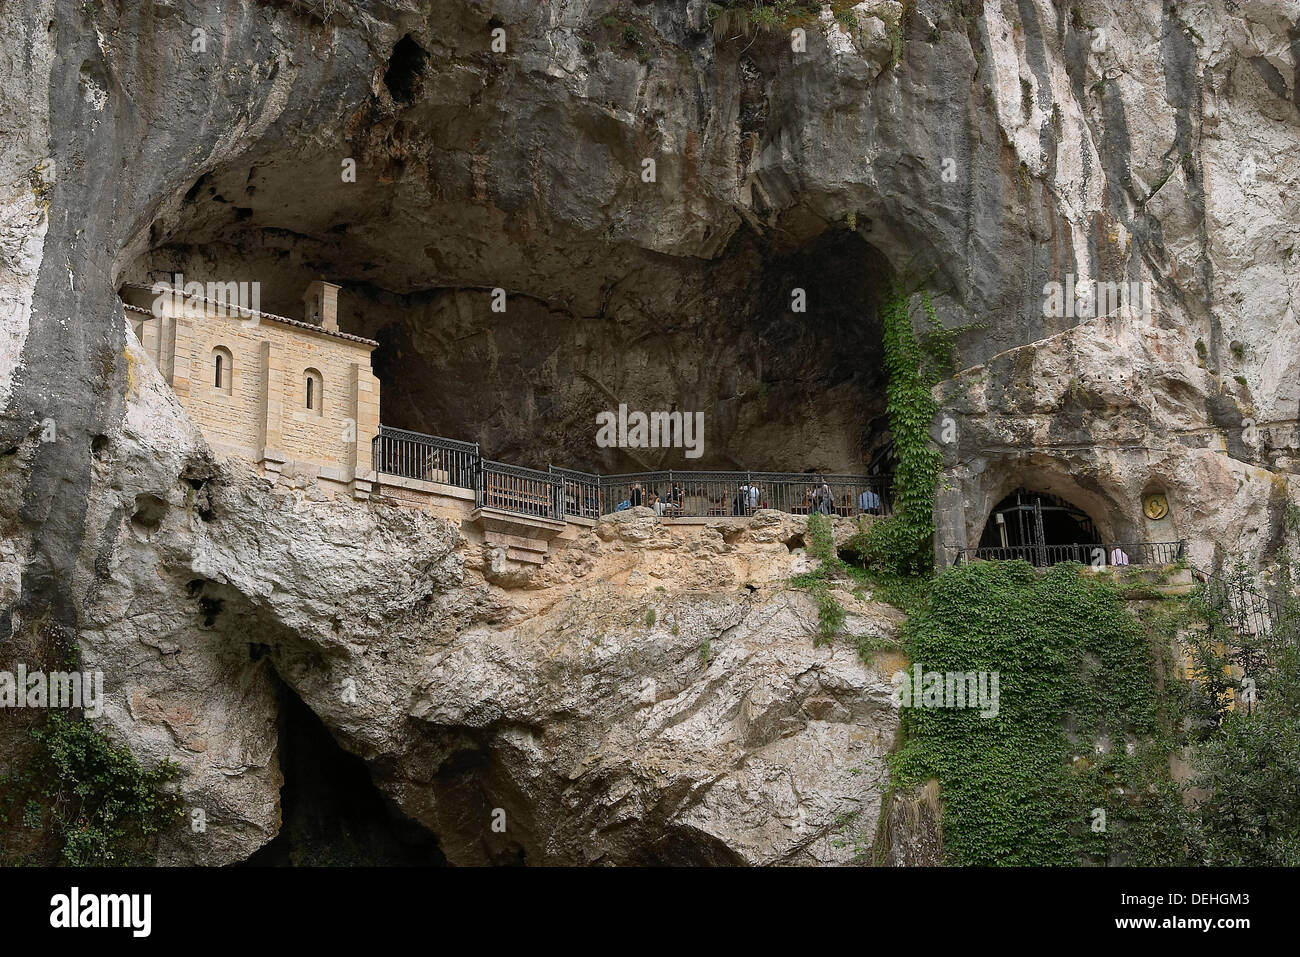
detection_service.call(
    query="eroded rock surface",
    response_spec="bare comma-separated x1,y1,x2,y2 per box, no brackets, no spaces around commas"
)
2,0,1298,865
67,334,895,865
935,308,1300,567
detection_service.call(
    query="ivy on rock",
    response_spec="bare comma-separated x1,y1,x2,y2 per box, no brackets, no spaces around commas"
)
889,561,1191,866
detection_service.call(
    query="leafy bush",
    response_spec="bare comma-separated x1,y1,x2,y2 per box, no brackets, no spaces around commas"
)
1182,504,1300,864
3,714,185,865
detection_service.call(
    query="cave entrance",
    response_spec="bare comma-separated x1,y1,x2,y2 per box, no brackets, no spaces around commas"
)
976,488,1101,566
242,673,445,867
121,145,896,476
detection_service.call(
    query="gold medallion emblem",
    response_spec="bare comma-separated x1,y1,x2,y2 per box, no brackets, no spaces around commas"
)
1143,493,1169,520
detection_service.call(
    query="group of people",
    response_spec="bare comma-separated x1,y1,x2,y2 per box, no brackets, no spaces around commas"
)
800,480,881,515
733,482,764,516
805,481,834,515
629,482,686,517
613,478,883,517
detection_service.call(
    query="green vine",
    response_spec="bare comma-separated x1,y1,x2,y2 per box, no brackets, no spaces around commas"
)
792,512,918,653
850,282,959,576
890,561,1192,866
794,512,848,646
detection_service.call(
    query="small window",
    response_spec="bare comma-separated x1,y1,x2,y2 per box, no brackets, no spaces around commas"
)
304,368,323,415
212,347,233,394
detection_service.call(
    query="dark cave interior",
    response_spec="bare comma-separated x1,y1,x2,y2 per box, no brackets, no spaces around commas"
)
976,488,1103,564
243,672,445,867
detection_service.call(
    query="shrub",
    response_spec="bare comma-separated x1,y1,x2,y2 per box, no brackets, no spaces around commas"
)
2,714,185,865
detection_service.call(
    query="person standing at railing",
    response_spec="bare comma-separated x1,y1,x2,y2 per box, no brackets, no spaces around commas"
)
746,482,760,514
858,487,881,515
630,483,644,508
815,479,833,515
733,483,749,516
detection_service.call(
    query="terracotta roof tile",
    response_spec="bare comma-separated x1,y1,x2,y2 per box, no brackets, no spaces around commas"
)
119,283,379,347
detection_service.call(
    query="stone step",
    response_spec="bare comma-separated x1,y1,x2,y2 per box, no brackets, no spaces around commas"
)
505,547,545,565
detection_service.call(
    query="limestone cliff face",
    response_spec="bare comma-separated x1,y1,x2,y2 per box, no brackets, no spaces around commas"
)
1,0,1298,864
935,309,1300,569
69,336,899,864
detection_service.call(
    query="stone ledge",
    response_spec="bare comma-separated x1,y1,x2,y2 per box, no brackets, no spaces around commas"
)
472,506,567,542
375,471,467,498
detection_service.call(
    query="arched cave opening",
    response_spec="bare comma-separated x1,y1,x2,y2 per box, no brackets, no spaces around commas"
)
383,34,428,105
118,156,896,477
976,488,1102,566
242,672,446,867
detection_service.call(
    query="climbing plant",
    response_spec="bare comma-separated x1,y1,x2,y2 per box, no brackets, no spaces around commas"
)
889,561,1193,866
850,281,961,576
792,511,918,653
794,512,848,645
794,279,966,648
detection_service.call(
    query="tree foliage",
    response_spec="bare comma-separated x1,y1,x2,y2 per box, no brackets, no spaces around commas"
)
1183,503,1300,865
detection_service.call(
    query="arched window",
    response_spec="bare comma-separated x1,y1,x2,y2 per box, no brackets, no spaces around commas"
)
304,368,323,415
212,346,233,394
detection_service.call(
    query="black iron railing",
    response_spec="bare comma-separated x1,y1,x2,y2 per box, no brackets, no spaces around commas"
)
1191,566,1280,640
949,540,1187,568
551,466,602,520
478,459,562,520
372,425,892,523
600,471,891,518
372,426,478,490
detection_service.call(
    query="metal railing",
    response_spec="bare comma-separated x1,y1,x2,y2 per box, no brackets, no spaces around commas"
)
551,466,602,520
478,459,562,520
948,540,1187,568
372,426,478,490
754,472,891,517
372,425,892,523
1191,566,1280,640
600,471,892,519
